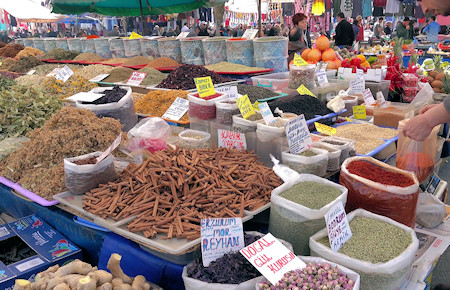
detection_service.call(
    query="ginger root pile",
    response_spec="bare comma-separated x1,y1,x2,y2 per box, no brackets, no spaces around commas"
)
13,253,153,290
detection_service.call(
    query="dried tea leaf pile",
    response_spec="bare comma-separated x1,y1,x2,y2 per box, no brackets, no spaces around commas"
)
8,56,42,73
0,75,16,90
40,48,79,60
43,75,98,100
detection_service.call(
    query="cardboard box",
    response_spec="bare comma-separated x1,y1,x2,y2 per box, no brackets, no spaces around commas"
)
0,215,82,289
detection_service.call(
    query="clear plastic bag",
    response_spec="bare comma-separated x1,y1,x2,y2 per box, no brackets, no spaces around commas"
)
64,151,118,195
269,174,348,255
340,156,419,228
76,86,138,132
416,192,447,228
396,119,439,183
309,209,419,290
281,148,328,177
124,117,170,154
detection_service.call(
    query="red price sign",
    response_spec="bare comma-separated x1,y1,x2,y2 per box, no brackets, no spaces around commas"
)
126,72,147,86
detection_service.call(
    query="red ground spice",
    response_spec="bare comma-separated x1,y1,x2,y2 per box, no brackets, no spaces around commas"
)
347,160,415,187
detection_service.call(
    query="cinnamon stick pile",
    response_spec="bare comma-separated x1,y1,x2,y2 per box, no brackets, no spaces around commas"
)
82,147,282,240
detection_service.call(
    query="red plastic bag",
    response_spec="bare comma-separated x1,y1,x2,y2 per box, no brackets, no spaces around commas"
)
340,156,419,228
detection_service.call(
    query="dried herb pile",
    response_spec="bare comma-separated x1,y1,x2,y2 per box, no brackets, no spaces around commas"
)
0,43,24,57
157,64,231,90
34,63,81,76
8,56,42,73
205,62,266,73
15,75,45,88
73,52,105,62
0,58,17,70
268,94,332,120
0,107,123,200
137,67,167,86
236,84,278,102
280,181,342,210
146,57,180,68
134,89,189,121
40,48,80,60
84,86,127,104
102,67,134,83
122,56,153,66
73,64,113,80
102,58,127,64
16,47,44,58
0,75,16,90
43,75,97,100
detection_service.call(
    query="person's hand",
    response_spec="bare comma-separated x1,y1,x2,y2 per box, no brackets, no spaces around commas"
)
419,104,438,114
402,114,433,141
406,25,410,29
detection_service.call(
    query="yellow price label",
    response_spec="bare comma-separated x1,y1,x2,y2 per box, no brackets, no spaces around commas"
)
252,101,259,111
236,94,256,119
352,105,367,119
194,76,216,98
315,122,336,136
129,32,142,39
293,53,308,66
346,117,352,122
297,85,316,98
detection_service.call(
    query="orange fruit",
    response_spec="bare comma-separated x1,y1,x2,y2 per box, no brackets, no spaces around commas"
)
301,48,311,60
322,48,337,61
333,59,342,67
361,61,371,68
325,60,338,70
316,35,330,51
356,54,366,62
308,48,322,62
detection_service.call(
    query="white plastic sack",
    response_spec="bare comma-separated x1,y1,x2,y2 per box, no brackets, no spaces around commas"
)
416,192,447,228
76,86,138,131
64,151,118,195
309,209,419,290
269,174,348,255
281,148,329,177
411,82,434,113
327,94,345,113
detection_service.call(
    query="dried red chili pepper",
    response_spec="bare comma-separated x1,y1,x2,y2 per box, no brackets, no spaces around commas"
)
347,160,414,187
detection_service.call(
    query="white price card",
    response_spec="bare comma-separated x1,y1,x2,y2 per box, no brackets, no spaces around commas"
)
349,78,365,94
126,72,147,86
96,134,122,164
240,233,306,285
376,91,387,108
161,97,189,121
176,32,190,39
285,114,313,155
242,29,258,39
356,69,364,80
66,92,104,103
316,69,328,87
201,218,244,267
258,102,276,125
363,88,376,105
89,74,110,82
218,129,247,150
54,65,73,82
46,68,61,78
215,86,240,100
27,69,36,75
324,201,352,252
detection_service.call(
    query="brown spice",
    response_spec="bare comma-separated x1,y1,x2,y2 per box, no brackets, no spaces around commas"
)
145,57,180,68
102,67,134,83
0,44,24,58
122,56,153,66
101,58,127,64
0,58,17,70
72,156,98,165
73,52,105,62
134,90,189,121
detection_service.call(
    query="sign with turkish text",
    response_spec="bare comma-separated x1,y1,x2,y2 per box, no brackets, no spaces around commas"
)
194,76,216,98
285,115,313,154
218,129,247,150
324,201,352,252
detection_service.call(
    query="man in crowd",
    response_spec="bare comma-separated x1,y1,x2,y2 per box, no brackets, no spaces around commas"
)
198,22,209,36
108,25,120,37
384,22,392,35
422,16,440,42
181,22,189,33
373,17,384,39
396,17,413,39
334,12,354,48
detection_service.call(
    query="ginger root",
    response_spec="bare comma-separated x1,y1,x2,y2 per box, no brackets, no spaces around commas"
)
131,275,146,290
107,254,132,284
96,282,112,290
53,282,70,290
143,283,151,290
62,274,85,289
113,285,131,290
45,277,65,289
13,279,31,290
91,270,112,285
54,260,93,277
110,278,123,288
76,276,97,290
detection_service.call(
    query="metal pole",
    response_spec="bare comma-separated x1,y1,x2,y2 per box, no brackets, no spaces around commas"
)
139,0,145,35
258,0,262,37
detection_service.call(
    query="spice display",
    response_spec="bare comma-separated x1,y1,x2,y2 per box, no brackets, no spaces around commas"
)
0,75,16,89
102,67,134,83
247,112,263,121
83,86,127,105
101,58,127,64
72,156,98,165
283,148,328,177
73,52,105,62
0,58,17,70
334,123,397,155
347,160,414,187
0,236,36,266
396,152,434,183
157,64,231,90
204,62,266,73
122,56,153,66
186,234,263,284
43,75,98,100
318,216,411,264
188,92,225,120
134,89,189,121
216,100,240,125
8,56,42,73
15,75,45,88
82,147,283,239
40,48,80,60
258,262,355,290
146,57,180,68
268,95,332,120
34,63,81,76
280,181,342,210
0,85,62,141
0,43,24,57
313,143,340,171
288,65,316,89
298,149,317,157
15,47,44,58
268,118,287,127
0,137,29,160
0,107,123,200
137,67,167,86
73,64,114,80
236,84,278,102
0,70,22,79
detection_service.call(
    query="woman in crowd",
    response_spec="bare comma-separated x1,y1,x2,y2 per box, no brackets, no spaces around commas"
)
288,13,311,64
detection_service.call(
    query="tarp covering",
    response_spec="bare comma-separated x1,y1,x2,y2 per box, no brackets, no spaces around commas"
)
0,0,64,23
51,0,226,16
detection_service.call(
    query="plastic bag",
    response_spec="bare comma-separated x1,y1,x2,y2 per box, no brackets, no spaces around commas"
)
340,156,419,228
124,117,170,154
76,86,138,131
309,209,419,290
64,151,118,195
410,82,434,114
327,90,346,113
416,192,447,228
0,137,29,160
397,119,439,183
269,174,348,255
281,148,329,177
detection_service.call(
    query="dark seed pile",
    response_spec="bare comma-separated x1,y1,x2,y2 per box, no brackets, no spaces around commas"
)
236,84,278,103
268,94,332,120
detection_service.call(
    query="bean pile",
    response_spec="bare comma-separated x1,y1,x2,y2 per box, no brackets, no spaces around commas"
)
134,90,189,121
268,94,332,120
236,84,278,102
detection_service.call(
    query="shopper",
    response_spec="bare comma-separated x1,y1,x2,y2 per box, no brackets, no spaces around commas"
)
166,27,176,37
334,12,354,48
288,12,311,63
352,19,360,42
396,17,413,39
108,25,120,37
355,15,364,42
281,24,289,37
89,26,98,36
198,23,209,36
181,23,189,33
422,16,440,42
419,0,450,15
384,22,392,35
373,17,384,39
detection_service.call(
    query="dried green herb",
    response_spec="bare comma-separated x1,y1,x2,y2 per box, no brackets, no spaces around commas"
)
280,181,342,210
0,75,16,90
297,150,317,157
8,56,42,73
40,48,80,60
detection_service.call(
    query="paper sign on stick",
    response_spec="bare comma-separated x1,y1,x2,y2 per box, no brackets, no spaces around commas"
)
324,201,352,252
285,115,313,154
236,94,256,119
218,129,247,150
194,76,216,98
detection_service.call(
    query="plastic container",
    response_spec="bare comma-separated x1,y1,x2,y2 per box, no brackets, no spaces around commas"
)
22,38,33,47
202,37,228,65
318,137,350,165
374,102,414,128
342,96,358,117
94,38,112,58
123,38,142,58
402,73,418,87
55,38,68,50
256,120,286,143
330,136,356,157
269,174,348,255
178,129,211,149
313,79,350,103
255,56,288,73
84,38,96,53
288,64,316,90
32,38,46,52
232,114,262,133
403,86,419,102
67,38,83,52
365,80,390,101
226,38,254,67
109,38,126,58
312,142,341,172
251,72,289,93
281,148,328,177
158,37,182,63
140,37,161,58
180,37,205,65
253,36,288,58
187,92,228,120
43,38,56,52
256,120,287,165
215,100,240,125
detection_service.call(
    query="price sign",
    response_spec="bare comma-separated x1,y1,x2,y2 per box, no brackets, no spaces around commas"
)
129,32,142,39
425,172,441,195
236,94,256,119
216,86,239,100
240,233,306,285
218,129,247,150
349,78,365,94
252,101,260,111
162,97,189,121
54,65,73,82
285,114,313,154
46,68,61,77
376,91,387,108
324,201,352,252
316,70,328,86
89,74,109,82
297,85,316,98
66,92,104,103
242,29,258,39
363,88,376,105
176,32,190,39
96,134,122,164
27,69,36,75
293,53,308,66
126,72,147,86
356,69,364,80
315,122,336,136
201,218,244,267
258,102,276,125
194,76,216,98
352,105,367,119
346,117,353,122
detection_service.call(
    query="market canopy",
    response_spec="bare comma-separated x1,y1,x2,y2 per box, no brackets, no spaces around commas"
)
51,0,227,17
0,0,65,23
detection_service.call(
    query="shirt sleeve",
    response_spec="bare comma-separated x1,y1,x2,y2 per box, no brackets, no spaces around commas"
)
423,25,430,33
